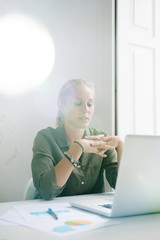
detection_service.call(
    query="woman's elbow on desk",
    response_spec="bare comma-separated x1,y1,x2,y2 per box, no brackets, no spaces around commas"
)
37,183,64,200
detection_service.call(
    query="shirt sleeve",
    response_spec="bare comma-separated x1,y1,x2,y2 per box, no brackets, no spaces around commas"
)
31,130,65,200
102,149,118,189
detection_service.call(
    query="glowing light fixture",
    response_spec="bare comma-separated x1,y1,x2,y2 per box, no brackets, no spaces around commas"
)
0,13,55,95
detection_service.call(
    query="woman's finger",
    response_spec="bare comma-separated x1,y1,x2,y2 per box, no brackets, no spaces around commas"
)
90,142,115,150
85,134,105,140
97,149,107,157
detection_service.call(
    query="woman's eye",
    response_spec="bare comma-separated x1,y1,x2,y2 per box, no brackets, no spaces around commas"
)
74,101,94,107
74,102,81,106
88,103,94,107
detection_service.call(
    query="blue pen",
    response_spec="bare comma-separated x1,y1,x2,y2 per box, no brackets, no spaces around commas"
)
48,208,58,220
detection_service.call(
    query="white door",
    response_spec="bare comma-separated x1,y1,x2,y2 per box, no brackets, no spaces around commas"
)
117,0,160,139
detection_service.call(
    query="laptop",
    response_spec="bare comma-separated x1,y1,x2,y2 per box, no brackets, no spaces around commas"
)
70,135,160,217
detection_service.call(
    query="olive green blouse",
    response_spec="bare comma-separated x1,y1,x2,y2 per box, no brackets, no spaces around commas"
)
31,125,118,200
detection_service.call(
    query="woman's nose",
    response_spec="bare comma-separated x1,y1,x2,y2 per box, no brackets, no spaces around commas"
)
81,103,88,112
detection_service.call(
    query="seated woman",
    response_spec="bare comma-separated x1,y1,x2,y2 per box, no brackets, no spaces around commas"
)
31,79,123,200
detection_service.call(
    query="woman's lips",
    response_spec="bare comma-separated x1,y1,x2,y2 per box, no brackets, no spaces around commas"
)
79,117,89,121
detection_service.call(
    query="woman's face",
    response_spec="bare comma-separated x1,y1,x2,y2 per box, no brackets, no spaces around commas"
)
62,85,94,129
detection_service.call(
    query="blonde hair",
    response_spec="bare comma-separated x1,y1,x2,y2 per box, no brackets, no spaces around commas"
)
56,79,94,127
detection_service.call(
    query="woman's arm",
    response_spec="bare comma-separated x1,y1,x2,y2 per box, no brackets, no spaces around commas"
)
85,135,123,169
54,138,115,187
54,142,82,187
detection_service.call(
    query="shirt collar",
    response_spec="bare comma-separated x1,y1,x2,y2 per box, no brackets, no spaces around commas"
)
55,124,70,149
83,128,90,137
55,124,91,149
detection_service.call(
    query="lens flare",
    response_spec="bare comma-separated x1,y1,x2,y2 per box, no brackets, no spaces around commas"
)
0,13,55,95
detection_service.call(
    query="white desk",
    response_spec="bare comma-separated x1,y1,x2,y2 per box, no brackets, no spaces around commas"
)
0,193,160,240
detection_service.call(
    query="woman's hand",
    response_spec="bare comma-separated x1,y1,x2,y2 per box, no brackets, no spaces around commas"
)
84,135,123,166
85,135,123,148
77,135,115,157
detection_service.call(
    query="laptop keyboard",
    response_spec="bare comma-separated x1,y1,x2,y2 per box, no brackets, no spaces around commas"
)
97,193,114,209
98,203,113,209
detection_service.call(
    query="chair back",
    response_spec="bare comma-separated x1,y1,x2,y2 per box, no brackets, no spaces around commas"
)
23,178,37,200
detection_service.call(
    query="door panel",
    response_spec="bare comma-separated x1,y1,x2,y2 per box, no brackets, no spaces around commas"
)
117,0,160,138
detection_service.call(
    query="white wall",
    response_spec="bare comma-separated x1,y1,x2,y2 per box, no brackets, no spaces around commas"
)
0,0,115,202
